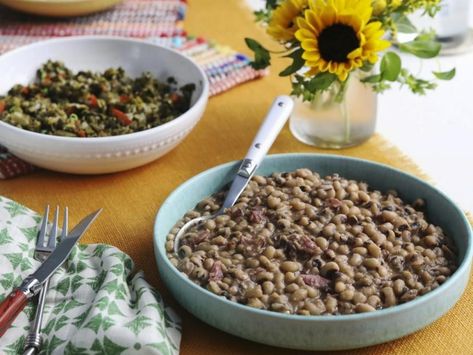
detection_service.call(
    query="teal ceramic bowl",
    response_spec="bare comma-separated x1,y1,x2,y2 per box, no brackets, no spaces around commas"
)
154,154,472,350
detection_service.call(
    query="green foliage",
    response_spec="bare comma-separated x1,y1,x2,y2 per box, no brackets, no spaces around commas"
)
244,38,271,70
399,32,441,58
392,13,417,33
433,68,456,80
0,228,13,245
279,48,305,76
380,52,402,81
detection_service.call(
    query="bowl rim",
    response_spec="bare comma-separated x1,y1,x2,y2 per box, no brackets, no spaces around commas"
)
0,35,209,142
154,153,473,322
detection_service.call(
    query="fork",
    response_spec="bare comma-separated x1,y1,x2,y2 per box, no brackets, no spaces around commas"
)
23,206,68,355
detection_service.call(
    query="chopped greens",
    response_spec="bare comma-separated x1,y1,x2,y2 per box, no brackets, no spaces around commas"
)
0,61,196,137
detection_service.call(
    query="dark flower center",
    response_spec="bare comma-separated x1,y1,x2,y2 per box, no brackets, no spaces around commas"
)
318,24,360,62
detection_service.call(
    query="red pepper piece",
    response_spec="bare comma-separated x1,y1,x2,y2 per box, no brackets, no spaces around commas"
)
20,86,29,95
169,93,181,104
88,94,98,108
111,108,132,126
0,101,5,114
119,95,130,104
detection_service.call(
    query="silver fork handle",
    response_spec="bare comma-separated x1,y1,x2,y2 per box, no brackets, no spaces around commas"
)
23,278,49,355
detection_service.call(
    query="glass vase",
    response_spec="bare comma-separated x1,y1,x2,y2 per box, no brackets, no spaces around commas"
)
289,74,377,149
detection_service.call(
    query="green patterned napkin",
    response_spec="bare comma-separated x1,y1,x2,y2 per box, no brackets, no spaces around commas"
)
0,196,181,354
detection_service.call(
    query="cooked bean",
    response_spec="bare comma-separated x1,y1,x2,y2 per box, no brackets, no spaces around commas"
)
256,271,274,282
364,258,380,269
321,261,340,276
393,279,406,295
281,261,300,272
382,287,396,307
247,297,264,308
349,254,363,266
168,170,457,316
353,247,368,256
315,237,329,250
334,281,346,293
355,303,376,313
291,288,308,302
367,243,381,258
325,296,338,313
340,289,355,301
246,286,263,298
262,281,275,295
353,292,367,304
179,245,192,258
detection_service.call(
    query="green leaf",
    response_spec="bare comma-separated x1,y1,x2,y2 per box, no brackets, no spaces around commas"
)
56,277,71,296
0,228,13,245
244,38,271,70
64,341,89,355
381,52,402,81
307,72,337,91
43,317,56,335
359,62,374,72
96,297,109,311
43,335,66,354
110,263,124,276
4,253,23,269
102,336,127,354
399,37,441,58
20,257,32,272
92,244,107,258
87,270,107,292
20,226,38,242
64,299,84,313
72,307,92,328
361,74,382,83
54,315,70,331
279,48,305,76
3,335,25,355
91,339,105,353
392,13,417,33
433,68,456,80
0,272,14,289
76,260,88,273
125,315,152,336
5,201,27,218
108,301,125,317
85,314,114,333
71,275,83,293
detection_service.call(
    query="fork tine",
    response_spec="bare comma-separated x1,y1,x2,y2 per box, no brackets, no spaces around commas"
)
61,207,69,241
47,206,59,249
37,205,50,248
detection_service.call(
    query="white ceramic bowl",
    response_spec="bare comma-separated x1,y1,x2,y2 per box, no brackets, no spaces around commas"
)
0,0,123,17
0,36,209,174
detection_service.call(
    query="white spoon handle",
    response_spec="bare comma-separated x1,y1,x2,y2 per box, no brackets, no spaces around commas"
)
238,95,294,178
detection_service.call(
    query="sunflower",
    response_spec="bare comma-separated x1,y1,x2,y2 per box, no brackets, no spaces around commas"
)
267,0,308,41
295,0,390,81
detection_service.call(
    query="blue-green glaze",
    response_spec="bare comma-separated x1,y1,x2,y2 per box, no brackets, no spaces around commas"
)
153,154,472,350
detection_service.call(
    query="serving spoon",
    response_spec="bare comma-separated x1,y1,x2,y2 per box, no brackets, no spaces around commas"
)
174,95,294,255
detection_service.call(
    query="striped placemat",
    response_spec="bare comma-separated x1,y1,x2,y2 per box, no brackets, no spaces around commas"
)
0,0,267,178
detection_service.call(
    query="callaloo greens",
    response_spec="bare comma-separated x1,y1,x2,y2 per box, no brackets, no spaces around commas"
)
0,61,195,137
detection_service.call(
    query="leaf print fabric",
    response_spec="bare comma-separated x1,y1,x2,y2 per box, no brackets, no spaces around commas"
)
0,196,181,354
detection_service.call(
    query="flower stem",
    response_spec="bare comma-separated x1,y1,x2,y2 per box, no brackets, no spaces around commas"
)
341,94,350,144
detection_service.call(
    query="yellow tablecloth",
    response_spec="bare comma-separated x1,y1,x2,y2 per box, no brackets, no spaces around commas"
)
1,1,472,354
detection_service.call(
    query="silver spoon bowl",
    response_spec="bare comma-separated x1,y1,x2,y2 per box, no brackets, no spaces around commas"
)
173,96,294,255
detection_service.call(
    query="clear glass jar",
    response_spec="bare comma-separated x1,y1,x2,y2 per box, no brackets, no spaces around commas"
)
289,73,377,149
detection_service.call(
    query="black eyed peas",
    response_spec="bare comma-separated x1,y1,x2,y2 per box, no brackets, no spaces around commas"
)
167,170,457,315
